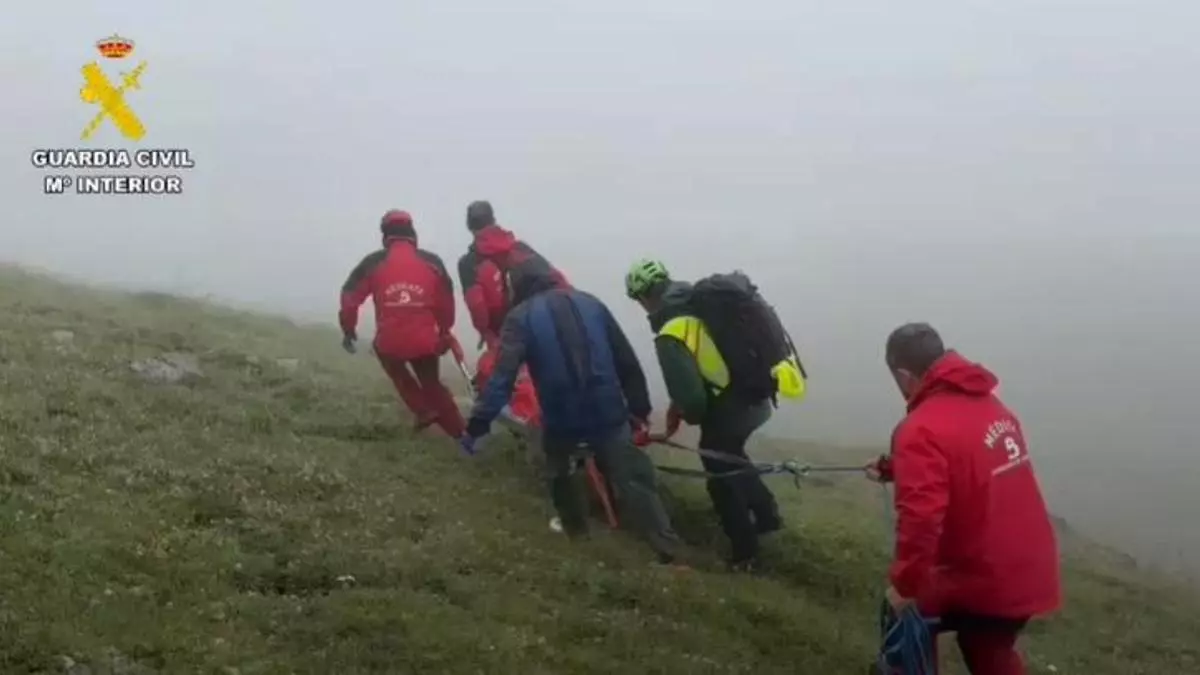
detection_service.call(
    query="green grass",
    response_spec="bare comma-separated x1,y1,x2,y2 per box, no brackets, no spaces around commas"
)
1,264,1197,675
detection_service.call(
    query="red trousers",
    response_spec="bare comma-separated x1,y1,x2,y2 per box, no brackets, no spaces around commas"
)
474,348,541,426
938,614,1029,675
375,352,465,439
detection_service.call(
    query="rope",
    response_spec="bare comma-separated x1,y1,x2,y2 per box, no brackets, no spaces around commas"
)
648,438,866,487
653,461,800,483
877,602,935,675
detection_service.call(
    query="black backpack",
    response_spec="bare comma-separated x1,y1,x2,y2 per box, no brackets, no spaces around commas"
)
686,271,805,403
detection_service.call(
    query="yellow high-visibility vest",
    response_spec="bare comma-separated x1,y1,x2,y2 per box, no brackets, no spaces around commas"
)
658,315,730,392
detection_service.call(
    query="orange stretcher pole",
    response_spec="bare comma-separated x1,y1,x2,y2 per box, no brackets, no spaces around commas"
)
585,456,619,529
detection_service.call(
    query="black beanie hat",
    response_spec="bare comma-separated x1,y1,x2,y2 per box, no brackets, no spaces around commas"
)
466,200,495,231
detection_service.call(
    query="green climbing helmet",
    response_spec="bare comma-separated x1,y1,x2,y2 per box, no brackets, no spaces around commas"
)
625,258,670,299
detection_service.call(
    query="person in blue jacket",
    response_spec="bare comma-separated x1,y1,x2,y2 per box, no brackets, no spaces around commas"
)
460,266,684,565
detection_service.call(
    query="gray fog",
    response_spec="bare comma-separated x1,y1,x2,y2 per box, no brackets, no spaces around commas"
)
4,2,1198,577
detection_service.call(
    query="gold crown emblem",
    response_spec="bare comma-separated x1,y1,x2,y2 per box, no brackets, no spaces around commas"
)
96,34,135,59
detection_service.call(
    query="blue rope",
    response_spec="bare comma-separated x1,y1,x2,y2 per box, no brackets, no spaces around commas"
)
875,483,937,674
877,601,935,674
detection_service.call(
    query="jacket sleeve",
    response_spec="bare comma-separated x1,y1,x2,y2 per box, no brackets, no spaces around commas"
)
420,249,456,331
873,422,904,483
464,259,505,342
338,250,385,338
653,335,708,424
458,253,484,338
888,421,950,601
466,307,528,436
478,260,509,328
457,252,477,297
600,302,651,420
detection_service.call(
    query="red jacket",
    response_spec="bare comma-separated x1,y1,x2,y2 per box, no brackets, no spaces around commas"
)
888,351,1061,619
456,224,569,346
339,238,455,360
473,345,541,427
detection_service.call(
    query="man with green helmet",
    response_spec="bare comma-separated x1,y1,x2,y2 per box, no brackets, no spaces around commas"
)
625,258,790,572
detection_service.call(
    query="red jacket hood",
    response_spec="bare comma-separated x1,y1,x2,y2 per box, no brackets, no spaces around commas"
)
907,350,999,411
473,224,516,257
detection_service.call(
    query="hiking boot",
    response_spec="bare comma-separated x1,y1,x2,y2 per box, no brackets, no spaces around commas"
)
755,517,783,535
654,553,692,572
560,519,590,540
864,662,888,675
411,414,438,434
728,557,761,574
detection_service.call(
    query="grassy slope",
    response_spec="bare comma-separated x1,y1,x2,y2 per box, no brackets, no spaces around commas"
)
1,265,1197,675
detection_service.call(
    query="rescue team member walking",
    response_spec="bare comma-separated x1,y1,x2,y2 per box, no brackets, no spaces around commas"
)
625,259,794,572
338,210,466,440
459,265,684,566
456,200,570,349
870,323,1061,675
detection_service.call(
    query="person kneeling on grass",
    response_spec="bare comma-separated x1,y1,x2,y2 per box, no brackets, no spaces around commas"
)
868,323,1061,675
458,266,685,567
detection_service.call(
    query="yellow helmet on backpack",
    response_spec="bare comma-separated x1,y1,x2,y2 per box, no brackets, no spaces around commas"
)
772,357,806,400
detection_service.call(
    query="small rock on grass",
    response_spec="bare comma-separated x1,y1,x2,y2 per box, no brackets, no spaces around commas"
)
130,352,203,384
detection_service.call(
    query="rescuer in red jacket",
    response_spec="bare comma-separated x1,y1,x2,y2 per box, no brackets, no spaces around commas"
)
869,323,1061,675
455,200,570,348
338,210,465,439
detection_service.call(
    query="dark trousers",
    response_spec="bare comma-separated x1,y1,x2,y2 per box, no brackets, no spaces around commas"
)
872,611,1029,675
939,614,1030,675
542,425,682,562
698,402,781,564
